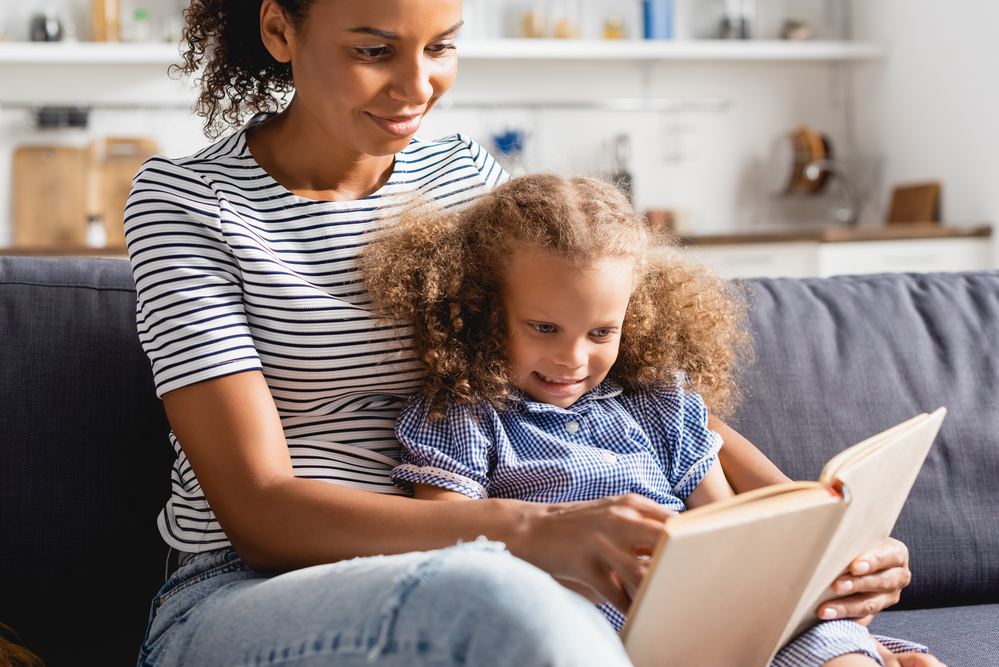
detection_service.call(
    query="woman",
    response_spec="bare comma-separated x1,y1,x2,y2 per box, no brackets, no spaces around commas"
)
127,1,932,665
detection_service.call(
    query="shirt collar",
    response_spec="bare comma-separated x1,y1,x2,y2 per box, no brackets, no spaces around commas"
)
515,380,623,415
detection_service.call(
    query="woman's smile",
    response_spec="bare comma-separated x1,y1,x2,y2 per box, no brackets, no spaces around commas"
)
366,111,425,137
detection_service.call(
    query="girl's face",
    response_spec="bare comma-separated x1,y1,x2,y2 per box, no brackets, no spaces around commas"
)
501,245,635,409
263,0,463,157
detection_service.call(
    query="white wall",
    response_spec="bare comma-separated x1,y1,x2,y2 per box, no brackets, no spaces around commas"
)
852,0,999,267
6,0,996,262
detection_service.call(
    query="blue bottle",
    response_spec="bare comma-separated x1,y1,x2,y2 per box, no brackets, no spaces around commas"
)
644,0,673,40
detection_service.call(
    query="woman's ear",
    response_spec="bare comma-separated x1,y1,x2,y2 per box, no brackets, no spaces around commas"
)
260,0,294,64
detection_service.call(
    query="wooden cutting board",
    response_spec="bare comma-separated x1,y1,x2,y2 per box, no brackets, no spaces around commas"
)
13,146,88,247
88,137,159,246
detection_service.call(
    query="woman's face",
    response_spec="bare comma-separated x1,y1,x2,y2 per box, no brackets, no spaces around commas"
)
267,0,463,157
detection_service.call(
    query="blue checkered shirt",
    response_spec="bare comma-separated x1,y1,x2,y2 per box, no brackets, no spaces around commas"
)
392,381,930,664
392,379,721,508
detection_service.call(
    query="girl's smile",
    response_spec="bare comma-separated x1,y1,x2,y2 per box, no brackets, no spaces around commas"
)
501,244,635,409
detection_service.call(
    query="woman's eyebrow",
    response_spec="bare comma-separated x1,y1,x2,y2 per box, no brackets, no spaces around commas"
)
347,21,464,41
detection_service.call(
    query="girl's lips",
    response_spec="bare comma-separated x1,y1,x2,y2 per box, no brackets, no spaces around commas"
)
367,112,423,137
532,371,586,396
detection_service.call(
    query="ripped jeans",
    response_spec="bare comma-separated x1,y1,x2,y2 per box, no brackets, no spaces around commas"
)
137,539,632,667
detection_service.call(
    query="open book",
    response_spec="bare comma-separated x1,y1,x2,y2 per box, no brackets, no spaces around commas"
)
621,408,946,667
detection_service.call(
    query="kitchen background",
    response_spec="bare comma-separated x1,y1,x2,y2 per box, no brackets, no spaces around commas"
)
0,0,995,275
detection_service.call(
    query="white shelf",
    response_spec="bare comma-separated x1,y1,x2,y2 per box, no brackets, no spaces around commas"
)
0,39,884,65
0,42,184,65
456,39,885,61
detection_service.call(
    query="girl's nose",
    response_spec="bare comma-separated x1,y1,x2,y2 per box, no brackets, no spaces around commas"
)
552,339,588,369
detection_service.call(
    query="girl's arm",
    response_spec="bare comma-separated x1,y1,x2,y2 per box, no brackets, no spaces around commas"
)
163,370,671,611
709,414,791,491
709,413,913,626
683,459,735,508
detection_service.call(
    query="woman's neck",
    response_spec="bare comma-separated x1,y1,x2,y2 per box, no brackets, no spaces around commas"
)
245,101,396,202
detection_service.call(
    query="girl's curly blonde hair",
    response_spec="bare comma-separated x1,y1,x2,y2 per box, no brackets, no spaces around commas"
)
361,173,752,420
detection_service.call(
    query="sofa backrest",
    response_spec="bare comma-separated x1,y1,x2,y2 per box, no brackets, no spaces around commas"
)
731,271,999,609
0,257,172,667
3,257,996,664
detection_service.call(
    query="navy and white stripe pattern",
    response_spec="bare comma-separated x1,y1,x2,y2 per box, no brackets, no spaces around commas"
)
392,379,722,509
125,117,507,552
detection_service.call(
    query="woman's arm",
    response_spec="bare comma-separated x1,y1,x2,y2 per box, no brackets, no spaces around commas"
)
164,370,671,611
709,414,913,625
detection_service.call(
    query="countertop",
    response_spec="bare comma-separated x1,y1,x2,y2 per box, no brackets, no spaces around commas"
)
678,224,992,246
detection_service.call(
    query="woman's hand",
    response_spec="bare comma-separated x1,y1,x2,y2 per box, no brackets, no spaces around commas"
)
819,538,912,624
506,493,674,613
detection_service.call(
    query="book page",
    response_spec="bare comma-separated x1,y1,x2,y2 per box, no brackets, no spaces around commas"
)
623,489,845,667
774,408,946,654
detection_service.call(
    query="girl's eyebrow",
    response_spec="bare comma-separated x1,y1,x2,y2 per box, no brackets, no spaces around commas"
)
347,21,465,41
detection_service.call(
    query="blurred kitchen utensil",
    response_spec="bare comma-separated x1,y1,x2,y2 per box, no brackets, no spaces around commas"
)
30,8,63,41
887,183,941,224
14,147,87,247
88,137,158,246
610,134,634,203
644,0,674,40
91,0,120,41
604,16,626,40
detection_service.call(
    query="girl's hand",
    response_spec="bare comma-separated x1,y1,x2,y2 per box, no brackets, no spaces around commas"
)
819,538,912,624
506,493,674,613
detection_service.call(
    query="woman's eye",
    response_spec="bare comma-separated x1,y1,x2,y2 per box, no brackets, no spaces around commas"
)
426,43,457,57
355,46,391,59
532,323,556,334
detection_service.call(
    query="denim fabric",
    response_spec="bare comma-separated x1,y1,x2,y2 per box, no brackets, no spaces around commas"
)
138,540,632,667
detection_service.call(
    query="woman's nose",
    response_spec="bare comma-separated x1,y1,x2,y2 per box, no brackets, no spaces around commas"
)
387,52,435,107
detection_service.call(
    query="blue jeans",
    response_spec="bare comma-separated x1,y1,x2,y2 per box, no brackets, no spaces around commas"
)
138,539,632,666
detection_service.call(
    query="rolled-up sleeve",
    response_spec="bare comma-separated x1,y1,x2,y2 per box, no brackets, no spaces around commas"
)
392,397,497,499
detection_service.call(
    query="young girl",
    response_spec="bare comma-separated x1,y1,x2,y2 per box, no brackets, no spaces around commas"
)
361,173,929,666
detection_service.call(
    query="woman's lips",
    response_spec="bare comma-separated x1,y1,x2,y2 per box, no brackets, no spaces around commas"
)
532,371,586,396
367,112,423,137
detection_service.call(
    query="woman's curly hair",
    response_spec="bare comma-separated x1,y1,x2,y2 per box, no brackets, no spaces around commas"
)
361,174,752,420
178,0,313,138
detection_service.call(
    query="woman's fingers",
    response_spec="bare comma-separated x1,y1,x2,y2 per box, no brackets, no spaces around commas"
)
849,537,910,579
513,493,671,610
819,537,910,621
818,591,892,625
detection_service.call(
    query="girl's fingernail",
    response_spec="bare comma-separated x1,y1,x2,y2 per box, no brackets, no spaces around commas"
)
853,561,871,575
821,608,838,620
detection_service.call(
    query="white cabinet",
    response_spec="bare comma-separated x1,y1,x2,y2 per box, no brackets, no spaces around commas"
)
685,237,994,279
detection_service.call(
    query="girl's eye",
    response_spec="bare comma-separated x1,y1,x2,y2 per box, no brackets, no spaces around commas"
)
591,329,613,339
532,323,556,334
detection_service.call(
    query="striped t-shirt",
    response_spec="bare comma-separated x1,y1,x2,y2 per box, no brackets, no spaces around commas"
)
125,118,507,552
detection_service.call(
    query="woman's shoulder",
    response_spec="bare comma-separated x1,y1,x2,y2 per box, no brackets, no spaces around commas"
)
134,129,258,192
398,133,508,195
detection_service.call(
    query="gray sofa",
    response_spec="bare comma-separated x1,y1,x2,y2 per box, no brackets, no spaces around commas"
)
1,256,997,666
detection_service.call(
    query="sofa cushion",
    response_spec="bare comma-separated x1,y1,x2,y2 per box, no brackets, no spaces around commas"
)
869,603,999,666
0,257,173,667
731,272,999,609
